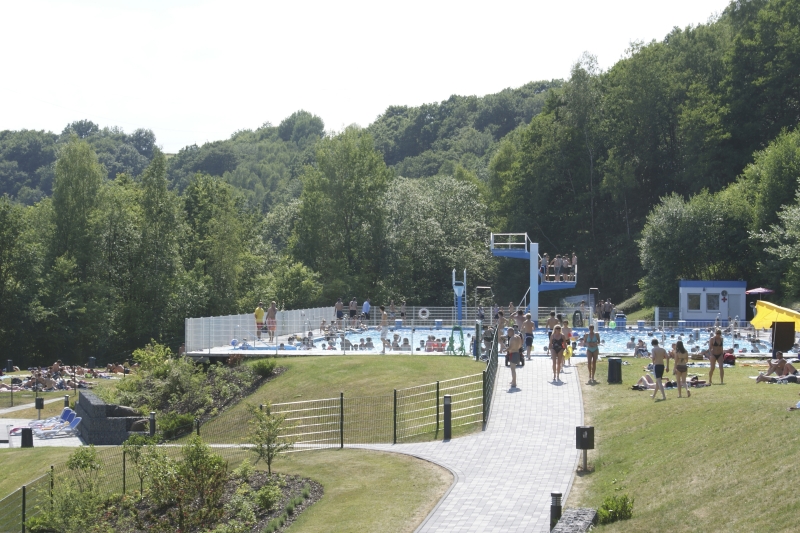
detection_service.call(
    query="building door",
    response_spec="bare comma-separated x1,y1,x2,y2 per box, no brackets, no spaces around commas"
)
728,294,741,323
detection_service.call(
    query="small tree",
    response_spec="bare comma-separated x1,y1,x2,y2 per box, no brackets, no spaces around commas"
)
246,403,295,474
123,434,156,496
66,445,101,493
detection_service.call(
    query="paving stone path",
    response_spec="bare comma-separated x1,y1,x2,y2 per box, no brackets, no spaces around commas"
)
352,358,584,533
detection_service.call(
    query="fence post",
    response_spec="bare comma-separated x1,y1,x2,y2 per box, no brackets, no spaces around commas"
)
259,404,263,412
482,370,486,424
22,484,26,533
195,418,200,437
50,465,54,510
339,392,344,449
123,450,126,495
435,381,440,433
393,389,397,445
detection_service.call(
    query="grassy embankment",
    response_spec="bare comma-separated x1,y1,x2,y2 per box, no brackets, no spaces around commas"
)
569,357,800,532
197,355,485,442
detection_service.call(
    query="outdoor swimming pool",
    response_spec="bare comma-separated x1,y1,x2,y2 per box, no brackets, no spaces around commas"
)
312,325,775,356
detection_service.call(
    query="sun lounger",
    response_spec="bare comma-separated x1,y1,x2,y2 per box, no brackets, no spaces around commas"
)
28,407,72,428
34,417,81,439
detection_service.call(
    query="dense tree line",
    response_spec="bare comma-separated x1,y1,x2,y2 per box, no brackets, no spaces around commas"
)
2,0,800,364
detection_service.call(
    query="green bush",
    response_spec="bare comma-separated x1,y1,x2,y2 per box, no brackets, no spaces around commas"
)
597,494,634,524
252,358,276,378
232,458,254,481
158,412,195,440
256,483,282,511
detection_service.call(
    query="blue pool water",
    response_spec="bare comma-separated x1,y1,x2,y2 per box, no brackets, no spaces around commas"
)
314,326,773,355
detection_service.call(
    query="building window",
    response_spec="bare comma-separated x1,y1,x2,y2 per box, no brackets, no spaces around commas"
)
688,294,701,311
707,294,719,311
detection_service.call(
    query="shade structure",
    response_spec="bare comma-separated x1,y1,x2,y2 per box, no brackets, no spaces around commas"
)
745,287,775,294
750,301,800,330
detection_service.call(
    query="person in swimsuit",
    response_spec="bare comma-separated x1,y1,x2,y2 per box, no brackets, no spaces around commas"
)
756,362,800,383
583,325,600,384
379,305,389,354
522,313,535,360
562,319,572,366
672,340,691,398
507,327,522,388
266,301,278,342
497,311,506,350
400,301,406,320
335,298,344,328
550,325,566,382
764,351,787,377
708,329,725,384
651,339,669,401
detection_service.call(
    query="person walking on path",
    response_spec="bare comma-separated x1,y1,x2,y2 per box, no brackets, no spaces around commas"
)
550,325,566,382
507,327,522,388
708,329,725,385
254,301,266,340
651,339,669,401
672,340,691,398
379,305,389,354
522,313,535,360
584,325,600,383
266,301,278,342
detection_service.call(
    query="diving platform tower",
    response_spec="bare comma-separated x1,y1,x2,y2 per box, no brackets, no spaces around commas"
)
490,233,577,323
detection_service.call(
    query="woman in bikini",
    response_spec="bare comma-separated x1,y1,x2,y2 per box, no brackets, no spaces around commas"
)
550,325,566,382
583,325,600,384
708,329,724,384
672,340,691,397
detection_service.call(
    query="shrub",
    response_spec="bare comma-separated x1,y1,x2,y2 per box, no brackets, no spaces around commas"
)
232,459,254,481
158,412,195,440
597,494,634,524
256,483,282,511
67,446,102,493
252,358,276,378
302,484,310,499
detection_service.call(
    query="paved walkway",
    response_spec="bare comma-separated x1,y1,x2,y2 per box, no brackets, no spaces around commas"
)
352,358,584,533
0,397,64,415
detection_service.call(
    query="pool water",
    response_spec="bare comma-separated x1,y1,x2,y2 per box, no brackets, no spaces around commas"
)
313,326,772,355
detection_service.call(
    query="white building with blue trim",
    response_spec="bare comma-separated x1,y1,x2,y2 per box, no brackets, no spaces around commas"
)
678,280,747,326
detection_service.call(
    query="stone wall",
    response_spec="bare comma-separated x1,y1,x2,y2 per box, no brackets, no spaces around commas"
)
551,508,598,532
74,390,148,445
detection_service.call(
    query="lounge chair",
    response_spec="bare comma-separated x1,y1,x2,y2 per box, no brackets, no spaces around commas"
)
28,407,72,428
34,417,81,439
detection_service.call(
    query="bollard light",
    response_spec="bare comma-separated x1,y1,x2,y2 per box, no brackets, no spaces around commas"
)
149,412,156,437
64,395,70,408
443,395,452,441
551,492,562,529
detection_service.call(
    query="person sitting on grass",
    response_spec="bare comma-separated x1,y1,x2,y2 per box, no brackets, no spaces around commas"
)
756,362,799,383
764,351,788,376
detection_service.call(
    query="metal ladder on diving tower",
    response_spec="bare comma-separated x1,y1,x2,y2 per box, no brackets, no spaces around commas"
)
489,233,577,325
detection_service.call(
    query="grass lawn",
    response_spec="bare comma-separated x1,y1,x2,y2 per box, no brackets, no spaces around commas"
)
196,355,484,444
276,449,451,532
245,355,483,403
0,448,76,498
569,357,800,532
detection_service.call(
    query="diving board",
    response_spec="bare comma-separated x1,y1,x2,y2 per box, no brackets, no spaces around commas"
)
490,233,577,321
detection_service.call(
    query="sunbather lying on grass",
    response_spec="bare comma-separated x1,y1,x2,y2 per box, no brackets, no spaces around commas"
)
756,362,799,383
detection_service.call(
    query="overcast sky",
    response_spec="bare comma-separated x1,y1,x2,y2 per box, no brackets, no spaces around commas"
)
1,0,731,152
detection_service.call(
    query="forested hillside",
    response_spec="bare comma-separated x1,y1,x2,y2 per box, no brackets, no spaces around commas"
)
1,0,799,365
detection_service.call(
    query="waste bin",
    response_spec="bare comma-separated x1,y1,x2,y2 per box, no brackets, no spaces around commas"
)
6,359,11,372
434,319,443,329
637,320,645,330
576,426,595,450
394,319,403,328
615,314,627,329
607,357,622,384
88,357,96,369
35,397,44,410
21,428,34,448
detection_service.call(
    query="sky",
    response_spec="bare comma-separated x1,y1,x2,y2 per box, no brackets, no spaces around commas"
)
1,0,732,153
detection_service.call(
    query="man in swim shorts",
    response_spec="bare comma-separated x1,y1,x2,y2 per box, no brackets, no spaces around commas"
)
254,301,265,340
335,298,344,327
507,327,522,388
266,301,278,342
349,297,358,320
651,339,669,401
522,313,535,360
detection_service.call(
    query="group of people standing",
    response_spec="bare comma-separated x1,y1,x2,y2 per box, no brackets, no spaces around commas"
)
539,252,577,282
254,301,278,342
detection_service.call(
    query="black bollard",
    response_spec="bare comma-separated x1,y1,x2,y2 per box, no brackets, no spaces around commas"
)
551,492,562,529
443,395,452,441
64,395,70,408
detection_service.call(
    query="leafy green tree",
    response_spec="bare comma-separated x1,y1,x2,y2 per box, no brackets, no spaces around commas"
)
291,127,392,297
247,402,295,474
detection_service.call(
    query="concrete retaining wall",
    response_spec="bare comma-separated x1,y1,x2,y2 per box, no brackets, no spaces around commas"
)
75,390,148,445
